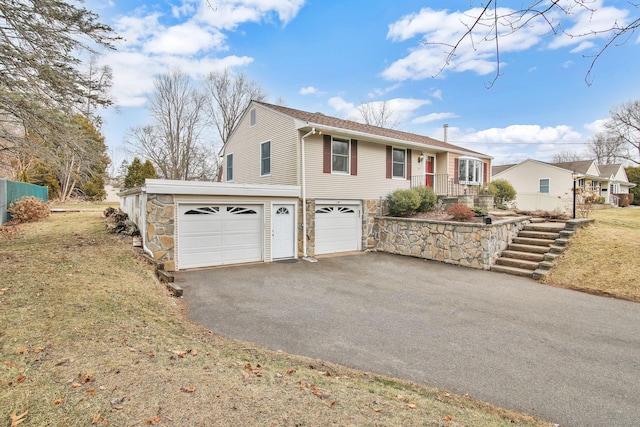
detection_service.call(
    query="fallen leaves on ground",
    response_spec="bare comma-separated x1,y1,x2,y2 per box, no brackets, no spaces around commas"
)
145,415,162,424
9,410,28,427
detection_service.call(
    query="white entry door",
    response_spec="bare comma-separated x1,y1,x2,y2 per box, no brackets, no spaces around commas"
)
272,204,295,259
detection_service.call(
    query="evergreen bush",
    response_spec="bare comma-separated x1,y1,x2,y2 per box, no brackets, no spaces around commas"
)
386,188,420,217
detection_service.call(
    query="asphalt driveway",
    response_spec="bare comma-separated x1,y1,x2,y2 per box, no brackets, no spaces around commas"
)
174,252,640,427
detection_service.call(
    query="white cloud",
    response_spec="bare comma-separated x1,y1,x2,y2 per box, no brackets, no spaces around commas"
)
106,0,306,108
548,2,630,50
583,118,609,134
101,49,253,108
367,83,401,99
440,124,587,163
299,86,323,96
196,0,306,30
329,96,431,125
144,22,226,55
383,3,633,81
459,124,582,145
328,96,356,117
412,112,457,124
430,89,442,100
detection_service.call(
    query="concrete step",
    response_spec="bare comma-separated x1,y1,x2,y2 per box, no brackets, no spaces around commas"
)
524,223,566,233
513,236,555,247
490,264,534,277
518,230,561,240
495,257,539,270
508,243,550,254
501,250,545,262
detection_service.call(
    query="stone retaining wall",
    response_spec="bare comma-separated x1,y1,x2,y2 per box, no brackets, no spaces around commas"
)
145,194,176,271
373,216,529,270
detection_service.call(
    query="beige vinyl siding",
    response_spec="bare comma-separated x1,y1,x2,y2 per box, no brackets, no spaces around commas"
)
174,195,297,263
224,105,298,186
495,161,571,211
304,135,411,200
436,153,448,178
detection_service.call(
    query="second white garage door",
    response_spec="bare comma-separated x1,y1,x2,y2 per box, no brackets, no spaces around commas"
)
314,203,361,255
177,204,263,269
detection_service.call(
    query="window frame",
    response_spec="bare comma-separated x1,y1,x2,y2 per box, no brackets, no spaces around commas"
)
458,157,484,185
226,153,234,182
331,137,350,174
260,140,271,176
539,178,550,194
391,147,406,179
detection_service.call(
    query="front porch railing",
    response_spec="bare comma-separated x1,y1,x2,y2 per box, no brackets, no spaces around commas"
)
411,174,485,197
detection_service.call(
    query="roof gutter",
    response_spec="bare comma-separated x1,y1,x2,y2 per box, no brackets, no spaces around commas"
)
294,120,492,160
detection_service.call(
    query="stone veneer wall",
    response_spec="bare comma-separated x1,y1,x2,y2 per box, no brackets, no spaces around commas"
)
145,194,176,271
298,199,316,257
373,216,529,270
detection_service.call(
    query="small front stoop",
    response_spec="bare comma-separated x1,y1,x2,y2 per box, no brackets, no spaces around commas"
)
491,220,569,278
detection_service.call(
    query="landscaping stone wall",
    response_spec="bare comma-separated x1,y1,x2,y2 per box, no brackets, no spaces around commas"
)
373,216,529,270
145,194,176,271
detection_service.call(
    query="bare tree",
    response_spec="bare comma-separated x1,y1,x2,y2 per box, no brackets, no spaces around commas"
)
357,101,400,129
432,1,639,86
551,150,584,163
605,99,640,165
203,69,266,180
128,70,215,180
586,131,626,165
204,69,266,144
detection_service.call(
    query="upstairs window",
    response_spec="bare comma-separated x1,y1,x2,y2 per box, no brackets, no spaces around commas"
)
250,108,256,126
458,157,484,185
261,141,271,176
226,153,233,181
392,148,406,178
332,137,350,174
539,178,550,193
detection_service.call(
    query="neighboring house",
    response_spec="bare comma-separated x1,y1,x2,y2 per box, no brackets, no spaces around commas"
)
492,159,635,213
221,100,492,258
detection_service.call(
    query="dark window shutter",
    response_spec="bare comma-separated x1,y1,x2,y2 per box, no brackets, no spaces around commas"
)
350,139,358,176
454,157,459,184
406,149,412,180
323,134,331,174
483,161,488,184
386,146,392,179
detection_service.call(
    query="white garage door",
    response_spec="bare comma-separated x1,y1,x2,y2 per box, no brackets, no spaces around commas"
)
314,203,361,255
178,205,263,269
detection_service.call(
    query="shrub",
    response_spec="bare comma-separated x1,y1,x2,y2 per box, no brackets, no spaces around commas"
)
471,206,488,217
488,179,516,205
446,203,474,221
386,188,420,217
413,186,437,212
8,196,50,223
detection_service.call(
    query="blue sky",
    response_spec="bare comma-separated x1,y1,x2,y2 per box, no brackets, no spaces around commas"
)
88,0,640,170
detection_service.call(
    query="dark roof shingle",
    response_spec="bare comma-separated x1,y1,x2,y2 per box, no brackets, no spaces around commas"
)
256,101,489,158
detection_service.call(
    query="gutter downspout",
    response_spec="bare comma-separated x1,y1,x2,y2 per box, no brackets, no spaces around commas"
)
300,127,317,262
